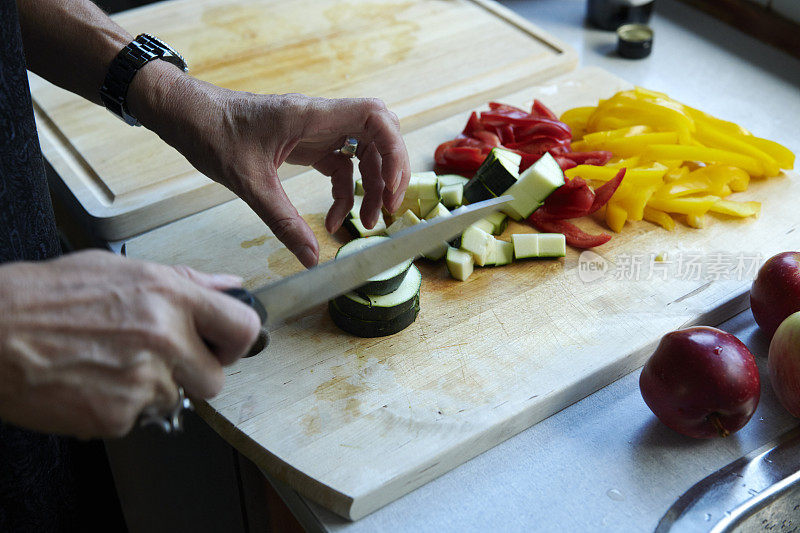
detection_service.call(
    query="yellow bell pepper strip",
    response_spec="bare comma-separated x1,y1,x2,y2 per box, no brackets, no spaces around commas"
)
578,132,680,158
748,137,795,170
709,199,761,218
694,123,780,177
642,145,765,177
567,163,668,186
605,201,627,233
559,106,596,140
617,184,659,221
685,106,751,137
686,213,706,229
590,92,696,142
643,206,676,231
654,174,712,198
647,194,721,216
663,166,690,183
607,156,641,168
581,125,652,145
728,168,750,192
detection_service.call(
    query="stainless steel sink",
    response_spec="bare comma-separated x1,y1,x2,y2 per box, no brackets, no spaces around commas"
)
656,426,800,532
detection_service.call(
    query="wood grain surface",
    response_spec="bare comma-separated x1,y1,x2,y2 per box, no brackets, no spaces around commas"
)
124,67,800,520
30,0,575,240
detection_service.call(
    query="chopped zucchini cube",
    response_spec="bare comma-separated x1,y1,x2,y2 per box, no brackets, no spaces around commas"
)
437,174,469,194
494,239,514,266
446,247,474,281
385,209,422,236
344,215,387,238
439,183,464,209
354,179,365,196
483,211,508,235
502,153,565,220
537,233,566,257
463,176,496,204
471,219,495,235
418,198,440,218
512,233,539,259
407,171,439,200
460,225,494,266
475,147,521,196
424,203,451,220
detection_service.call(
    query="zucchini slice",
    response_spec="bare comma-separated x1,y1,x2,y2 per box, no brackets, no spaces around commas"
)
332,265,421,321
502,152,565,220
329,299,420,338
335,236,412,295
343,215,387,238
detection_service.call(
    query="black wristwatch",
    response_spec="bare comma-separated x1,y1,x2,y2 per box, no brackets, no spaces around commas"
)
99,33,188,127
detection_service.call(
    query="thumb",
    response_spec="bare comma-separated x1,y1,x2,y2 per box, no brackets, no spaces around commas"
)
244,176,320,268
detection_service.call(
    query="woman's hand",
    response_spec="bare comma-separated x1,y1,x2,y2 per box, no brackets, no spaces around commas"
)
130,64,411,268
0,250,261,439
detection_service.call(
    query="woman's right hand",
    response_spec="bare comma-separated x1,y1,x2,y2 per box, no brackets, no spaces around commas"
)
0,250,261,439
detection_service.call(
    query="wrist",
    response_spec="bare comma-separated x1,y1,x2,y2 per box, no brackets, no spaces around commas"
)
126,59,189,131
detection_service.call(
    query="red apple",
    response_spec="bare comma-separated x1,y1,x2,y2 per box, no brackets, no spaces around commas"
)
639,326,760,438
750,252,800,339
768,311,800,418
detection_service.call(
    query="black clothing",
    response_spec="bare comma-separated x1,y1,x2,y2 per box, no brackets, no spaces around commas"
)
0,1,71,530
0,0,61,262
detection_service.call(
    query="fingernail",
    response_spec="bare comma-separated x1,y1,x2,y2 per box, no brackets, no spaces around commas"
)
212,273,244,286
299,246,318,268
390,172,401,194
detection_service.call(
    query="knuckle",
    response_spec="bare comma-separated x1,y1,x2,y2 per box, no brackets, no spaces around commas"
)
264,215,297,240
364,98,387,113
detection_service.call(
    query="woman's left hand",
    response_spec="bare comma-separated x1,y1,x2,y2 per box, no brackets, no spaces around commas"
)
129,64,411,268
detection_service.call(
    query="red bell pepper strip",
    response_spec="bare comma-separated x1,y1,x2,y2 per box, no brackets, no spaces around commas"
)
531,99,559,121
536,177,595,220
587,168,626,214
528,210,612,248
567,150,613,166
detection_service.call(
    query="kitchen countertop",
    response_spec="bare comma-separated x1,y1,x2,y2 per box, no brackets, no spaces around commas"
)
268,0,800,530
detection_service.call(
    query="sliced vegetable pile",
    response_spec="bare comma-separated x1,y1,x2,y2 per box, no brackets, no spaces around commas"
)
327,89,796,330
434,100,612,175
561,87,795,232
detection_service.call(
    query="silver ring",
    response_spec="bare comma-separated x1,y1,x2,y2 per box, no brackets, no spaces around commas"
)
137,386,193,433
339,137,358,158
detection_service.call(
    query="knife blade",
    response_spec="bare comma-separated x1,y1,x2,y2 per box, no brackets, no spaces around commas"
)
227,195,512,329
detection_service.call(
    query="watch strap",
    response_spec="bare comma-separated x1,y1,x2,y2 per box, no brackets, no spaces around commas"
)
99,33,188,127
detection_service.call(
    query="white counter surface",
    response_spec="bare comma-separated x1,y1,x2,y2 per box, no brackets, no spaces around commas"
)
272,1,800,531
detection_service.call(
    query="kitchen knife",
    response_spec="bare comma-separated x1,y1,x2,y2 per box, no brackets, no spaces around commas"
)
225,195,512,332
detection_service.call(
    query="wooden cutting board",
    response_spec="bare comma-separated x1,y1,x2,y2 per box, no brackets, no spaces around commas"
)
30,0,575,241
123,67,800,520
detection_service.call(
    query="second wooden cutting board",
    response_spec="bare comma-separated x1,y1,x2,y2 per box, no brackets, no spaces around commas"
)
124,67,800,520
32,0,575,240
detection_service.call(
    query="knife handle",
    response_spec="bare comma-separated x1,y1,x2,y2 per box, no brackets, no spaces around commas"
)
221,288,269,358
